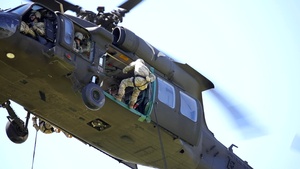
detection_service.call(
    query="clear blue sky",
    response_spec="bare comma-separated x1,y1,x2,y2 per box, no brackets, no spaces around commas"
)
1,0,300,169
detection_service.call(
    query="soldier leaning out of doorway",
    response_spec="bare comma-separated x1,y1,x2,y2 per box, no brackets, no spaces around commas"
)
115,59,156,109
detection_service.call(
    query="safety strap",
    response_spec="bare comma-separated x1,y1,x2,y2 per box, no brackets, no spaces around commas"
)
132,75,149,90
76,41,79,49
153,104,168,168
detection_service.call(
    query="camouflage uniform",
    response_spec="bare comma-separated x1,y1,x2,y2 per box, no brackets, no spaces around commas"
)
73,40,91,53
73,40,82,53
32,117,57,134
116,59,156,108
32,116,72,137
73,32,91,55
20,21,45,38
20,11,45,38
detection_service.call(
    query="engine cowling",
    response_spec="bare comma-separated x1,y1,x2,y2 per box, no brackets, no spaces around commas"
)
112,26,175,79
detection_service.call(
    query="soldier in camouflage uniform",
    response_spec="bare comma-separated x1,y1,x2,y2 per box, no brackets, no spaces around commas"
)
32,116,72,138
32,116,59,134
73,32,84,53
73,32,91,58
116,59,156,109
20,11,45,38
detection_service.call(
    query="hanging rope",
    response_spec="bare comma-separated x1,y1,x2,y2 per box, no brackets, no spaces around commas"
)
153,103,168,169
31,130,38,169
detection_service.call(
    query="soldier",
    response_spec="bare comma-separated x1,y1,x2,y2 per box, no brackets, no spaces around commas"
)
73,32,91,55
32,116,59,134
115,59,156,109
73,32,84,53
20,11,45,38
32,116,72,138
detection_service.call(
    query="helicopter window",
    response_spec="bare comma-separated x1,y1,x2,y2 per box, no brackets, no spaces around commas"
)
99,57,104,66
8,4,30,15
63,18,73,45
31,5,44,12
180,91,197,122
157,77,175,108
20,5,45,22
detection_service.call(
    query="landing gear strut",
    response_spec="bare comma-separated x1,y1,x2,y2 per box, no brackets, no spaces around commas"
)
81,76,105,111
2,101,29,144
81,83,105,111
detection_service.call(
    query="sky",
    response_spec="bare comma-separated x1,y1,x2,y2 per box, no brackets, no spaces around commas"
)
1,0,300,169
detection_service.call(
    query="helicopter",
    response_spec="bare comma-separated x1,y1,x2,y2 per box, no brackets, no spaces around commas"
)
0,0,255,168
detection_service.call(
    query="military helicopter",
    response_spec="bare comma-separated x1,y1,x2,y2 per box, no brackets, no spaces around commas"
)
0,0,254,168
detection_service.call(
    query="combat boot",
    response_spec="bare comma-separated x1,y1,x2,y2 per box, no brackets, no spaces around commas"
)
129,101,135,109
115,94,122,101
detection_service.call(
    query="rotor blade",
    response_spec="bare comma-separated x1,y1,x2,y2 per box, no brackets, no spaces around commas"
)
291,134,300,153
210,89,251,128
118,0,143,13
29,0,82,13
209,88,266,139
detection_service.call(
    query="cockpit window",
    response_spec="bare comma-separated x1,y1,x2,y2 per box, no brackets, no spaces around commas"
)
30,5,44,12
8,4,30,15
180,91,198,122
62,17,73,45
157,77,175,108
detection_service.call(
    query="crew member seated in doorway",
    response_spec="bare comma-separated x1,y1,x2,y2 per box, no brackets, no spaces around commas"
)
20,11,45,38
115,59,156,109
73,32,91,55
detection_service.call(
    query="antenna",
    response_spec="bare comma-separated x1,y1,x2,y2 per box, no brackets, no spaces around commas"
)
229,144,238,152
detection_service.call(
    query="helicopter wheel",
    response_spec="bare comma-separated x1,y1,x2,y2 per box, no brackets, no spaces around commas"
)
6,118,28,144
82,83,105,111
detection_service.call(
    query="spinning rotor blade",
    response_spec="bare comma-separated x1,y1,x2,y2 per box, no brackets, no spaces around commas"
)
118,0,143,13
291,134,300,153
30,0,143,14
210,89,251,128
209,88,266,139
29,0,82,13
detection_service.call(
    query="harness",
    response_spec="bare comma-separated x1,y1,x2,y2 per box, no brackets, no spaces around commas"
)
76,41,79,49
75,39,81,49
133,75,149,90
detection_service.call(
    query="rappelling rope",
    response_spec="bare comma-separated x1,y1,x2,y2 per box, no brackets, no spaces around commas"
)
153,102,168,169
31,130,38,169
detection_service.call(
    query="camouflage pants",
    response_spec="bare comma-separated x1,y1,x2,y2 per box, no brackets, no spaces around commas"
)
117,77,148,107
20,21,36,37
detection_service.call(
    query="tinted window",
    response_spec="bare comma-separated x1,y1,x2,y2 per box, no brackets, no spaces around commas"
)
180,91,197,122
157,77,175,108
31,5,44,12
63,17,73,45
8,4,30,14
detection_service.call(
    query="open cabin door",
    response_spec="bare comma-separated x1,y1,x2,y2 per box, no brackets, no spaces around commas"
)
150,77,202,145
58,13,94,62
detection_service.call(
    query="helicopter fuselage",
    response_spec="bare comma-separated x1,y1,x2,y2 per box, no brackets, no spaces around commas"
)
0,2,253,169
